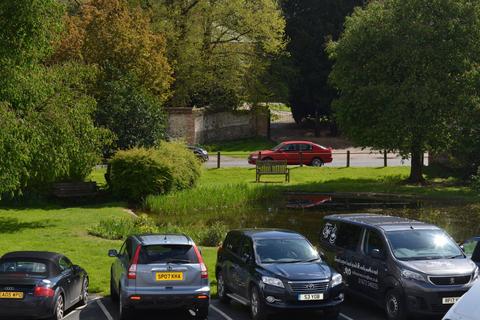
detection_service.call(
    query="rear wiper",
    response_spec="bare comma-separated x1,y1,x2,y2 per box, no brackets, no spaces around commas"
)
164,259,191,264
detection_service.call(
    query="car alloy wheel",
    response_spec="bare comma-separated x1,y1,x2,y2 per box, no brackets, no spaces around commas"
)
311,158,324,167
81,278,89,304
251,288,259,318
217,274,225,298
55,295,64,320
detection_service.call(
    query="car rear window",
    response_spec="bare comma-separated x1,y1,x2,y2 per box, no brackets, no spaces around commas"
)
0,260,48,275
138,245,199,264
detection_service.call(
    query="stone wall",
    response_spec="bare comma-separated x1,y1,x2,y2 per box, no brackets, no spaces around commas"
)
166,107,270,144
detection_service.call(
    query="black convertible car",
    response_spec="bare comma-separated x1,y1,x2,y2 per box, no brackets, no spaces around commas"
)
0,251,88,320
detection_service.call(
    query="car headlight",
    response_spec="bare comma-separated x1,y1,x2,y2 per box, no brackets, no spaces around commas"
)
401,269,426,282
262,276,285,288
331,273,343,287
473,266,479,281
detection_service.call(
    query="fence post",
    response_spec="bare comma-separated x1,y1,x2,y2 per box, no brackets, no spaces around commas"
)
347,150,350,168
300,152,303,167
384,150,388,167
217,151,221,169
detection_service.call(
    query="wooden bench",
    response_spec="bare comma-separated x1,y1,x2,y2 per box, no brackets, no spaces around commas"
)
52,182,98,198
256,160,290,182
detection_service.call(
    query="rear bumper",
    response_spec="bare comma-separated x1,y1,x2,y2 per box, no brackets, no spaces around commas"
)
123,293,210,310
0,297,54,319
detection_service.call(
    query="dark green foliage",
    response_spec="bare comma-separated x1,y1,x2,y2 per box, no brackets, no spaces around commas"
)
281,0,363,124
328,0,480,182
108,143,202,202
95,70,167,150
109,148,174,202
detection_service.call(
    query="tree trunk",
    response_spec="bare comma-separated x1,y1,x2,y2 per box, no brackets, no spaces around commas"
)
314,109,321,137
408,146,425,184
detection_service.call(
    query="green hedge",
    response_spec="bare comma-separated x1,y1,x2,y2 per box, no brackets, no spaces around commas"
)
108,143,201,202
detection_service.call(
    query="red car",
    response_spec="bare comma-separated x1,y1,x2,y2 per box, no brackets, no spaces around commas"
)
248,141,333,166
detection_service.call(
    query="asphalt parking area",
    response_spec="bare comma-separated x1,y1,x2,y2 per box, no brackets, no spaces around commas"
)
62,296,389,320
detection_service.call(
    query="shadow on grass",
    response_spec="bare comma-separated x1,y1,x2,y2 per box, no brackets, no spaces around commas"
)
0,217,53,233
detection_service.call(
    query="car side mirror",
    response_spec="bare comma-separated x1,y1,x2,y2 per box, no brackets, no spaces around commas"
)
370,249,385,260
108,249,118,257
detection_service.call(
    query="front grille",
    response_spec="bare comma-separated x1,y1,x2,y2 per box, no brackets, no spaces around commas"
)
288,280,329,293
429,275,471,286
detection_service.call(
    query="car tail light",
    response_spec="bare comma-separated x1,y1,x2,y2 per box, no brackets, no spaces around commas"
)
128,245,142,280
34,286,55,297
193,245,208,279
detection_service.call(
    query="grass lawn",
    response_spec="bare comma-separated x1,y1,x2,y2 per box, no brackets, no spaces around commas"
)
204,137,277,158
267,103,291,112
0,205,218,296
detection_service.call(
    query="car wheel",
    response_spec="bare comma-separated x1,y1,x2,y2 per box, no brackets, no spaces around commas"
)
119,288,131,320
52,294,64,320
78,277,89,306
110,275,118,302
385,289,407,320
217,271,231,304
250,286,267,320
195,306,209,319
311,158,324,167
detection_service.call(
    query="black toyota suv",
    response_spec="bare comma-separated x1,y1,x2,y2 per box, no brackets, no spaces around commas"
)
320,214,478,320
216,229,344,320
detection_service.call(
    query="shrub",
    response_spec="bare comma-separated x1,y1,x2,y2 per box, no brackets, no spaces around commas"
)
195,222,228,247
88,214,158,240
109,148,173,202
156,141,202,191
472,167,480,191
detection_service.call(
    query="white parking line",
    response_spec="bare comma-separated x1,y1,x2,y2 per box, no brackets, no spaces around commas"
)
63,298,100,319
340,312,355,320
97,299,114,320
210,304,234,320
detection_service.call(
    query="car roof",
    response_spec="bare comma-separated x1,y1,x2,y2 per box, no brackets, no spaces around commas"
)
324,213,439,232
281,140,316,145
232,229,306,240
1,251,63,263
136,234,193,246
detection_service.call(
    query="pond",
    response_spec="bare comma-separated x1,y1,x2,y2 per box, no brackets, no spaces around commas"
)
231,193,480,245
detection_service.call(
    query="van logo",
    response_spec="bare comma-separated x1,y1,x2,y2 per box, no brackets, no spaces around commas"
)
167,265,173,271
305,284,315,290
449,278,455,285
3,287,14,291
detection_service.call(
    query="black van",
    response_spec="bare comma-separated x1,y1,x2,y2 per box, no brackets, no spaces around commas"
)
319,214,478,320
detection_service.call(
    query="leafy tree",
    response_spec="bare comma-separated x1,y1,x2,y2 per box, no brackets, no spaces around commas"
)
328,0,480,183
53,0,172,149
134,0,286,109
0,0,108,195
281,0,364,130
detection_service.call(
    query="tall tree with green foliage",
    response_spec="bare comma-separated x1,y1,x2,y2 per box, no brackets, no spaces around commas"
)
134,0,286,109
328,0,480,183
0,0,108,195
281,0,364,130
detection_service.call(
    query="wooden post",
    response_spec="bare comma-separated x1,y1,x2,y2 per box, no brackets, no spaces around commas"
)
384,150,387,167
347,151,350,167
300,152,303,167
217,152,221,169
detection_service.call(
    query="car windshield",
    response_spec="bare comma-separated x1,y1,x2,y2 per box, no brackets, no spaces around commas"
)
255,239,320,264
138,245,199,264
386,229,463,261
0,260,48,275
271,143,284,151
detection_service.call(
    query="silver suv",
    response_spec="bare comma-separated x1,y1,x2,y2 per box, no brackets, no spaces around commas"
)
108,234,210,320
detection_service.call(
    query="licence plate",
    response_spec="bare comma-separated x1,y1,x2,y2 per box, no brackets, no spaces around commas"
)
442,297,460,305
155,272,184,281
0,292,24,299
298,293,324,301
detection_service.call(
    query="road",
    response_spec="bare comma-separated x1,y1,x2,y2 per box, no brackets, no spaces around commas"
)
64,296,388,320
